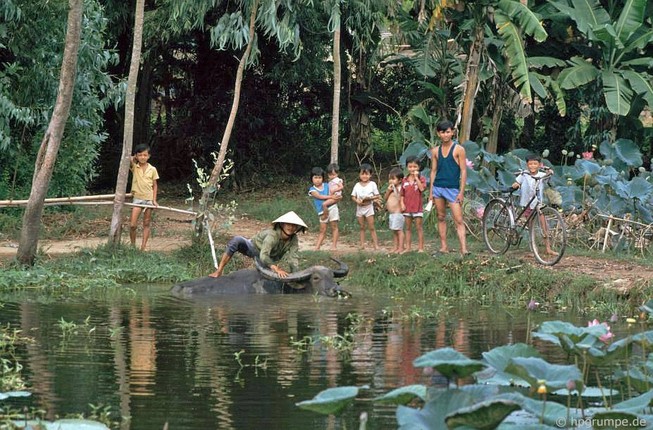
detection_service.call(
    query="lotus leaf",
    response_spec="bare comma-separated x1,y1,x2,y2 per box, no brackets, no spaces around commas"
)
482,151,505,166
497,392,582,427
483,344,542,372
477,343,540,386
634,200,653,223
504,357,582,392
444,399,521,430
614,177,653,201
628,331,653,348
575,159,602,175
614,138,643,168
295,385,366,415
463,141,481,160
640,300,653,315
497,169,517,188
612,389,653,414
397,386,500,430
400,141,430,167
413,347,486,379
373,385,427,405
613,368,653,394
600,140,629,173
502,153,523,173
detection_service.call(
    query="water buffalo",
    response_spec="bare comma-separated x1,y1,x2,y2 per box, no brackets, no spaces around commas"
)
171,258,350,298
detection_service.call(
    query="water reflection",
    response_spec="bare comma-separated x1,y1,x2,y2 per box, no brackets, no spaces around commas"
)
2,288,585,429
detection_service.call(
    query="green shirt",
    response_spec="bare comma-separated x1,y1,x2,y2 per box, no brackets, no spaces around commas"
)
251,228,300,272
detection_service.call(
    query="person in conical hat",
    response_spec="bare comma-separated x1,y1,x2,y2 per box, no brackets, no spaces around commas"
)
208,211,307,278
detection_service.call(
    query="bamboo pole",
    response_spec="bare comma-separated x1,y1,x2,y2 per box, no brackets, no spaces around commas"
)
124,203,196,216
0,193,131,207
25,200,196,216
597,213,651,228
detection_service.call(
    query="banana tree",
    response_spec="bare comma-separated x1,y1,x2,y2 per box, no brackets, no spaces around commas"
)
549,0,653,117
455,0,548,143
403,1,547,144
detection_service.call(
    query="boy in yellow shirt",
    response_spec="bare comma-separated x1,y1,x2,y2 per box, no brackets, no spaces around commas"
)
130,144,159,250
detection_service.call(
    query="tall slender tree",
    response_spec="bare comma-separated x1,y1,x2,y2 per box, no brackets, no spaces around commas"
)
330,1,342,164
108,0,146,245
16,0,83,265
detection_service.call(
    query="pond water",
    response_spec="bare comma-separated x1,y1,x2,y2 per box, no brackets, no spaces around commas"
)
2,285,598,429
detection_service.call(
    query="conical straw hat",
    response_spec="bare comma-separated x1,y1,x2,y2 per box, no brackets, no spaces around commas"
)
272,211,308,231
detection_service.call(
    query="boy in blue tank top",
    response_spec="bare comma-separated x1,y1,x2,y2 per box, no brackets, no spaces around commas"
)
428,120,469,256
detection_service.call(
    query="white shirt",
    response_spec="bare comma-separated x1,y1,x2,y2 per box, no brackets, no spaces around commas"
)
351,181,379,204
516,171,547,208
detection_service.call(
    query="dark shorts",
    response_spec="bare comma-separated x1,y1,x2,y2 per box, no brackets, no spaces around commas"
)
226,236,259,258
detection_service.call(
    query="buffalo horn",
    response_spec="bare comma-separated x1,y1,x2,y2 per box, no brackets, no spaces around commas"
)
330,258,349,278
255,258,312,282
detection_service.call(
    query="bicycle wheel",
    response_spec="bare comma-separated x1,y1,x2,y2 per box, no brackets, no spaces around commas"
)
482,199,514,254
529,206,566,265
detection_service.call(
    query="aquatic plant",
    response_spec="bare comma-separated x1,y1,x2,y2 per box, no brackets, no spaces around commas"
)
296,317,653,428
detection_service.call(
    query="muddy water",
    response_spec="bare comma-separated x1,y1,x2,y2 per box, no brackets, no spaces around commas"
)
2,285,580,429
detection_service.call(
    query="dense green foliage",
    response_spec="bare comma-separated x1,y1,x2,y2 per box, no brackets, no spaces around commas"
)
0,0,118,199
0,0,651,198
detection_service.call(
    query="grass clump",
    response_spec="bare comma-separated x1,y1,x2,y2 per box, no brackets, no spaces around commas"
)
335,252,643,311
0,244,191,299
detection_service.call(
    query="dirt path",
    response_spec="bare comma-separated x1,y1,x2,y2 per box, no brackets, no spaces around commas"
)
2,209,652,291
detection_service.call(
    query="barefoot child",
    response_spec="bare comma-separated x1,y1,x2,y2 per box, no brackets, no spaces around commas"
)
130,144,159,250
385,167,405,253
351,163,380,250
309,167,341,250
319,163,344,221
401,156,426,252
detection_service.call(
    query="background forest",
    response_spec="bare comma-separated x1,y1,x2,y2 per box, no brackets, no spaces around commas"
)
0,0,652,199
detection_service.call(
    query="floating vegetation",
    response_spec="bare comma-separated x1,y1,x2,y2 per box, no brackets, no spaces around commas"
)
296,313,653,428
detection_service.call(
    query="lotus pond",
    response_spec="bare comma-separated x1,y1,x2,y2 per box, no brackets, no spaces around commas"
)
1,285,652,429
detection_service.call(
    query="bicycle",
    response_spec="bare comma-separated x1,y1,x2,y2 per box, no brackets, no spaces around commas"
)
481,169,567,265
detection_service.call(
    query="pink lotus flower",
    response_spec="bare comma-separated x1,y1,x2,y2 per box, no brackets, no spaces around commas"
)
466,158,474,168
582,151,594,160
588,319,614,343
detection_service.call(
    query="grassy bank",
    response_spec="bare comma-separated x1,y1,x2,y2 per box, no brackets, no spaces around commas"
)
1,241,648,315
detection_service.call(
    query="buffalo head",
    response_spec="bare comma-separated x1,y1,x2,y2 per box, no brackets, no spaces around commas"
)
255,258,350,297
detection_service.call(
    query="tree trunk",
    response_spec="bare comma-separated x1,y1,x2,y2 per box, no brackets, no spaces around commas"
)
486,84,504,155
458,24,484,143
197,0,259,232
134,53,154,148
330,14,341,164
109,0,145,245
16,0,83,266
